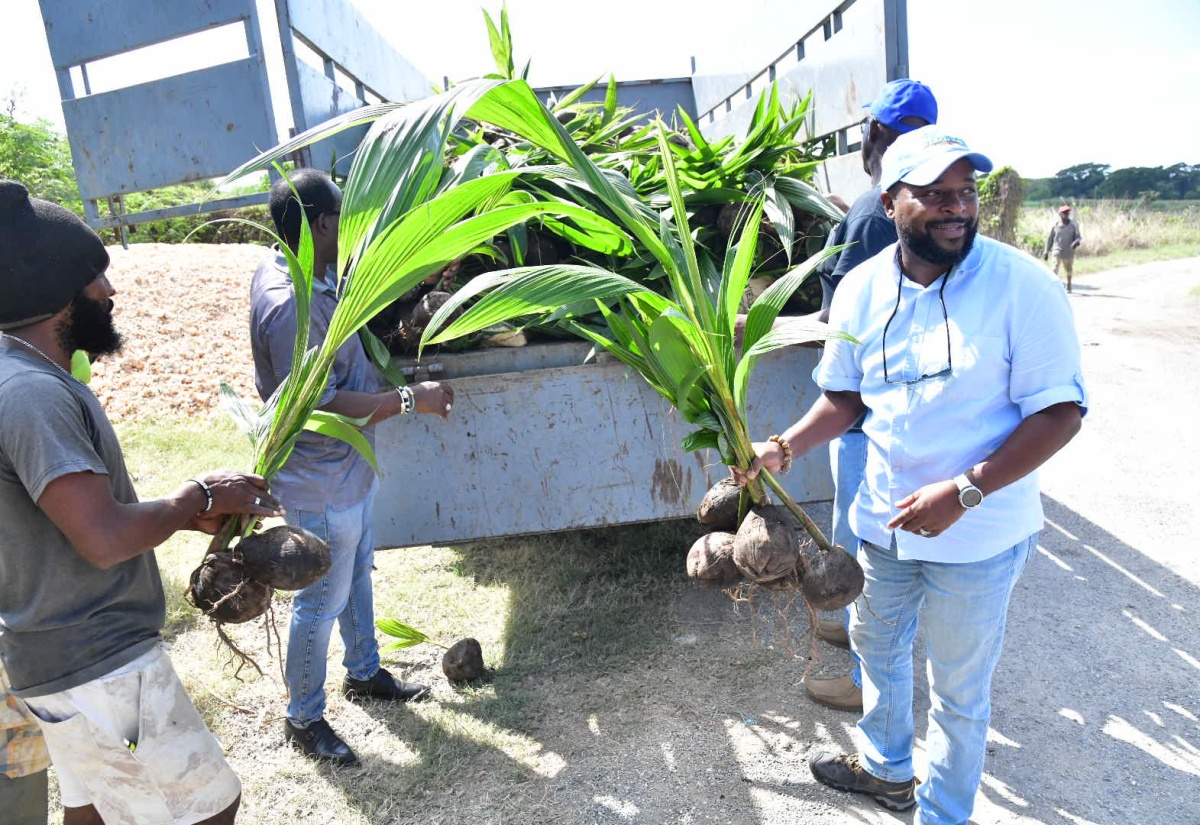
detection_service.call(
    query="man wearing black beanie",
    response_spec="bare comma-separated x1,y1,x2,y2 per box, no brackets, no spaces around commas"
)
0,180,285,825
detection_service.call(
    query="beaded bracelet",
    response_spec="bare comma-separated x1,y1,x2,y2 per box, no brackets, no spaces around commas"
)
186,478,213,513
767,435,793,474
395,385,415,415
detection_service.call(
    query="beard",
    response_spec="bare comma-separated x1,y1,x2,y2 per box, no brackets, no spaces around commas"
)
899,217,979,268
58,291,124,358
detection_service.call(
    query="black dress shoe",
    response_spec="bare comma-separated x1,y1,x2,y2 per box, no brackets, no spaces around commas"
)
343,667,430,702
284,718,358,765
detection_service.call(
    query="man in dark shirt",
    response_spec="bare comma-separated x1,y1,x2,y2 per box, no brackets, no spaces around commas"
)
806,80,939,714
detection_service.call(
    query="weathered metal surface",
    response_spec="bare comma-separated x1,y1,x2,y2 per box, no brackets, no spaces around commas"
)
38,0,256,67
536,77,698,121
372,343,831,547
283,0,430,104
293,61,371,178
692,0,907,201
60,59,277,199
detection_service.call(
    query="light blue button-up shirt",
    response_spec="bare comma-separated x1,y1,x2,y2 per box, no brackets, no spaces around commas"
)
816,236,1088,563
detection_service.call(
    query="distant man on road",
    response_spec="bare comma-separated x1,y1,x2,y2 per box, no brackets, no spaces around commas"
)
736,128,1087,823
0,179,282,825
1044,205,1082,291
806,78,939,715
251,169,454,766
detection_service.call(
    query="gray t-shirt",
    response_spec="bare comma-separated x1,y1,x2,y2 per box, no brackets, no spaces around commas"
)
0,349,164,697
249,251,379,511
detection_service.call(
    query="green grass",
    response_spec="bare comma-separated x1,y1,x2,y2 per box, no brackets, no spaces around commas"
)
114,416,254,634
100,417,719,824
1070,243,1200,276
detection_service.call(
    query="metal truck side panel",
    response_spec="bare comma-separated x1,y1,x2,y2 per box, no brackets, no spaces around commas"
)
38,0,257,68
372,345,830,547
61,59,276,199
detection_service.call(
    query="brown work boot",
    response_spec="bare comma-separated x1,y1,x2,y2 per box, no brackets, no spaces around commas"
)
815,618,850,648
809,750,917,811
804,674,863,712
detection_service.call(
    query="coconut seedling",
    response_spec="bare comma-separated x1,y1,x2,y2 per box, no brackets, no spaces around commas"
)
375,619,486,683
204,79,637,669
419,101,865,613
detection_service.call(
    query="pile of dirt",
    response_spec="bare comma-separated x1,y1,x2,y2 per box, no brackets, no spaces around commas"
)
92,243,267,422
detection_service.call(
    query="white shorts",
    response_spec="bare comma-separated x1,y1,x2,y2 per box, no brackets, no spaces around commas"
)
21,644,240,825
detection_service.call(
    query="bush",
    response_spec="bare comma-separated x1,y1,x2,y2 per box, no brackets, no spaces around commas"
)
977,167,1024,246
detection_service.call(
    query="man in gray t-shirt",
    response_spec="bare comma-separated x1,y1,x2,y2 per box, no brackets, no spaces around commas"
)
0,180,281,824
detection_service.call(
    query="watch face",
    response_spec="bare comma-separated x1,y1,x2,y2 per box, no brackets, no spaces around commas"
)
960,487,984,508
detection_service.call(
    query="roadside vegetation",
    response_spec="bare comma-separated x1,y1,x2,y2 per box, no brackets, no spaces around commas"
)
1018,200,1200,275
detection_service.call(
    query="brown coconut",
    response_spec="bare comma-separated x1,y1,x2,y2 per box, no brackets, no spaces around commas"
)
696,478,743,531
685,532,742,589
234,525,331,591
733,505,801,588
410,290,454,329
797,542,865,611
442,638,485,682
187,552,274,624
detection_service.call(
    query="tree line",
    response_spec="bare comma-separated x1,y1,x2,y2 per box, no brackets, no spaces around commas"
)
1026,162,1200,202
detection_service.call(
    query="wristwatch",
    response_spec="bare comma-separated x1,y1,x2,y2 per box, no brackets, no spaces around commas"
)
954,473,984,509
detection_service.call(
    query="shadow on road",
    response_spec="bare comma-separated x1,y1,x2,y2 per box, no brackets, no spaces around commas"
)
978,494,1199,824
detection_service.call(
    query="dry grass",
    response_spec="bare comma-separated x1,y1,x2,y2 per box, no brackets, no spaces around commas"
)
47,417,833,824
1017,201,1200,276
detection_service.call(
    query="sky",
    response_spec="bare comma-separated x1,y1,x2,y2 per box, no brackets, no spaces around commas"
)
4,0,1198,180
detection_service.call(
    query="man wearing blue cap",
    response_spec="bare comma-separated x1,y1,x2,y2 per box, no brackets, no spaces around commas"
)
806,79,939,714
737,127,1087,823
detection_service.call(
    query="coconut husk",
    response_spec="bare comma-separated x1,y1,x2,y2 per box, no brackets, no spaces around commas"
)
696,478,743,531
685,532,742,589
410,290,454,329
797,541,864,611
186,551,274,624
442,637,485,682
733,505,800,588
235,525,331,591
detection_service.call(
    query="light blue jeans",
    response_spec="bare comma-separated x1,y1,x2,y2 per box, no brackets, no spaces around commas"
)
829,431,868,688
851,532,1038,825
285,482,382,725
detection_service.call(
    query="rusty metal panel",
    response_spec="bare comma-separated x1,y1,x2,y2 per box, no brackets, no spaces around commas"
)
38,0,257,67
62,59,277,200
284,0,430,102
372,344,831,547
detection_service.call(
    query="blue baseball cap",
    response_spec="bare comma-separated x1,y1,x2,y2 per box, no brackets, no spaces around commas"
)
863,79,938,133
879,126,994,192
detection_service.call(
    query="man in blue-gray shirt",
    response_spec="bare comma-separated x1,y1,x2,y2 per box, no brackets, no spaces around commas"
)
250,169,454,766
807,79,938,714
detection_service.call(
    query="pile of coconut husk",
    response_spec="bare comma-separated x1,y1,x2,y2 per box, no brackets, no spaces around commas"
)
687,478,863,612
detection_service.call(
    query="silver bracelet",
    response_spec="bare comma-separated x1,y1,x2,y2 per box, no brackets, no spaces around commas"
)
186,478,213,513
395,385,415,415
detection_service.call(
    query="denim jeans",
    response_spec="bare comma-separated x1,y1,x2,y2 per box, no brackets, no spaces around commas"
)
829,431,868,688
851,532,1038,825
284,481,381,725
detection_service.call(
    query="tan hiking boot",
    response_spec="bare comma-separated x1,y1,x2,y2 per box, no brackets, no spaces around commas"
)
815,618,850,649
804,675,863,712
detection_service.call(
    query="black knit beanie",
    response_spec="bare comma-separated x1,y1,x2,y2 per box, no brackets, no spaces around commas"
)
0,180,110,330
